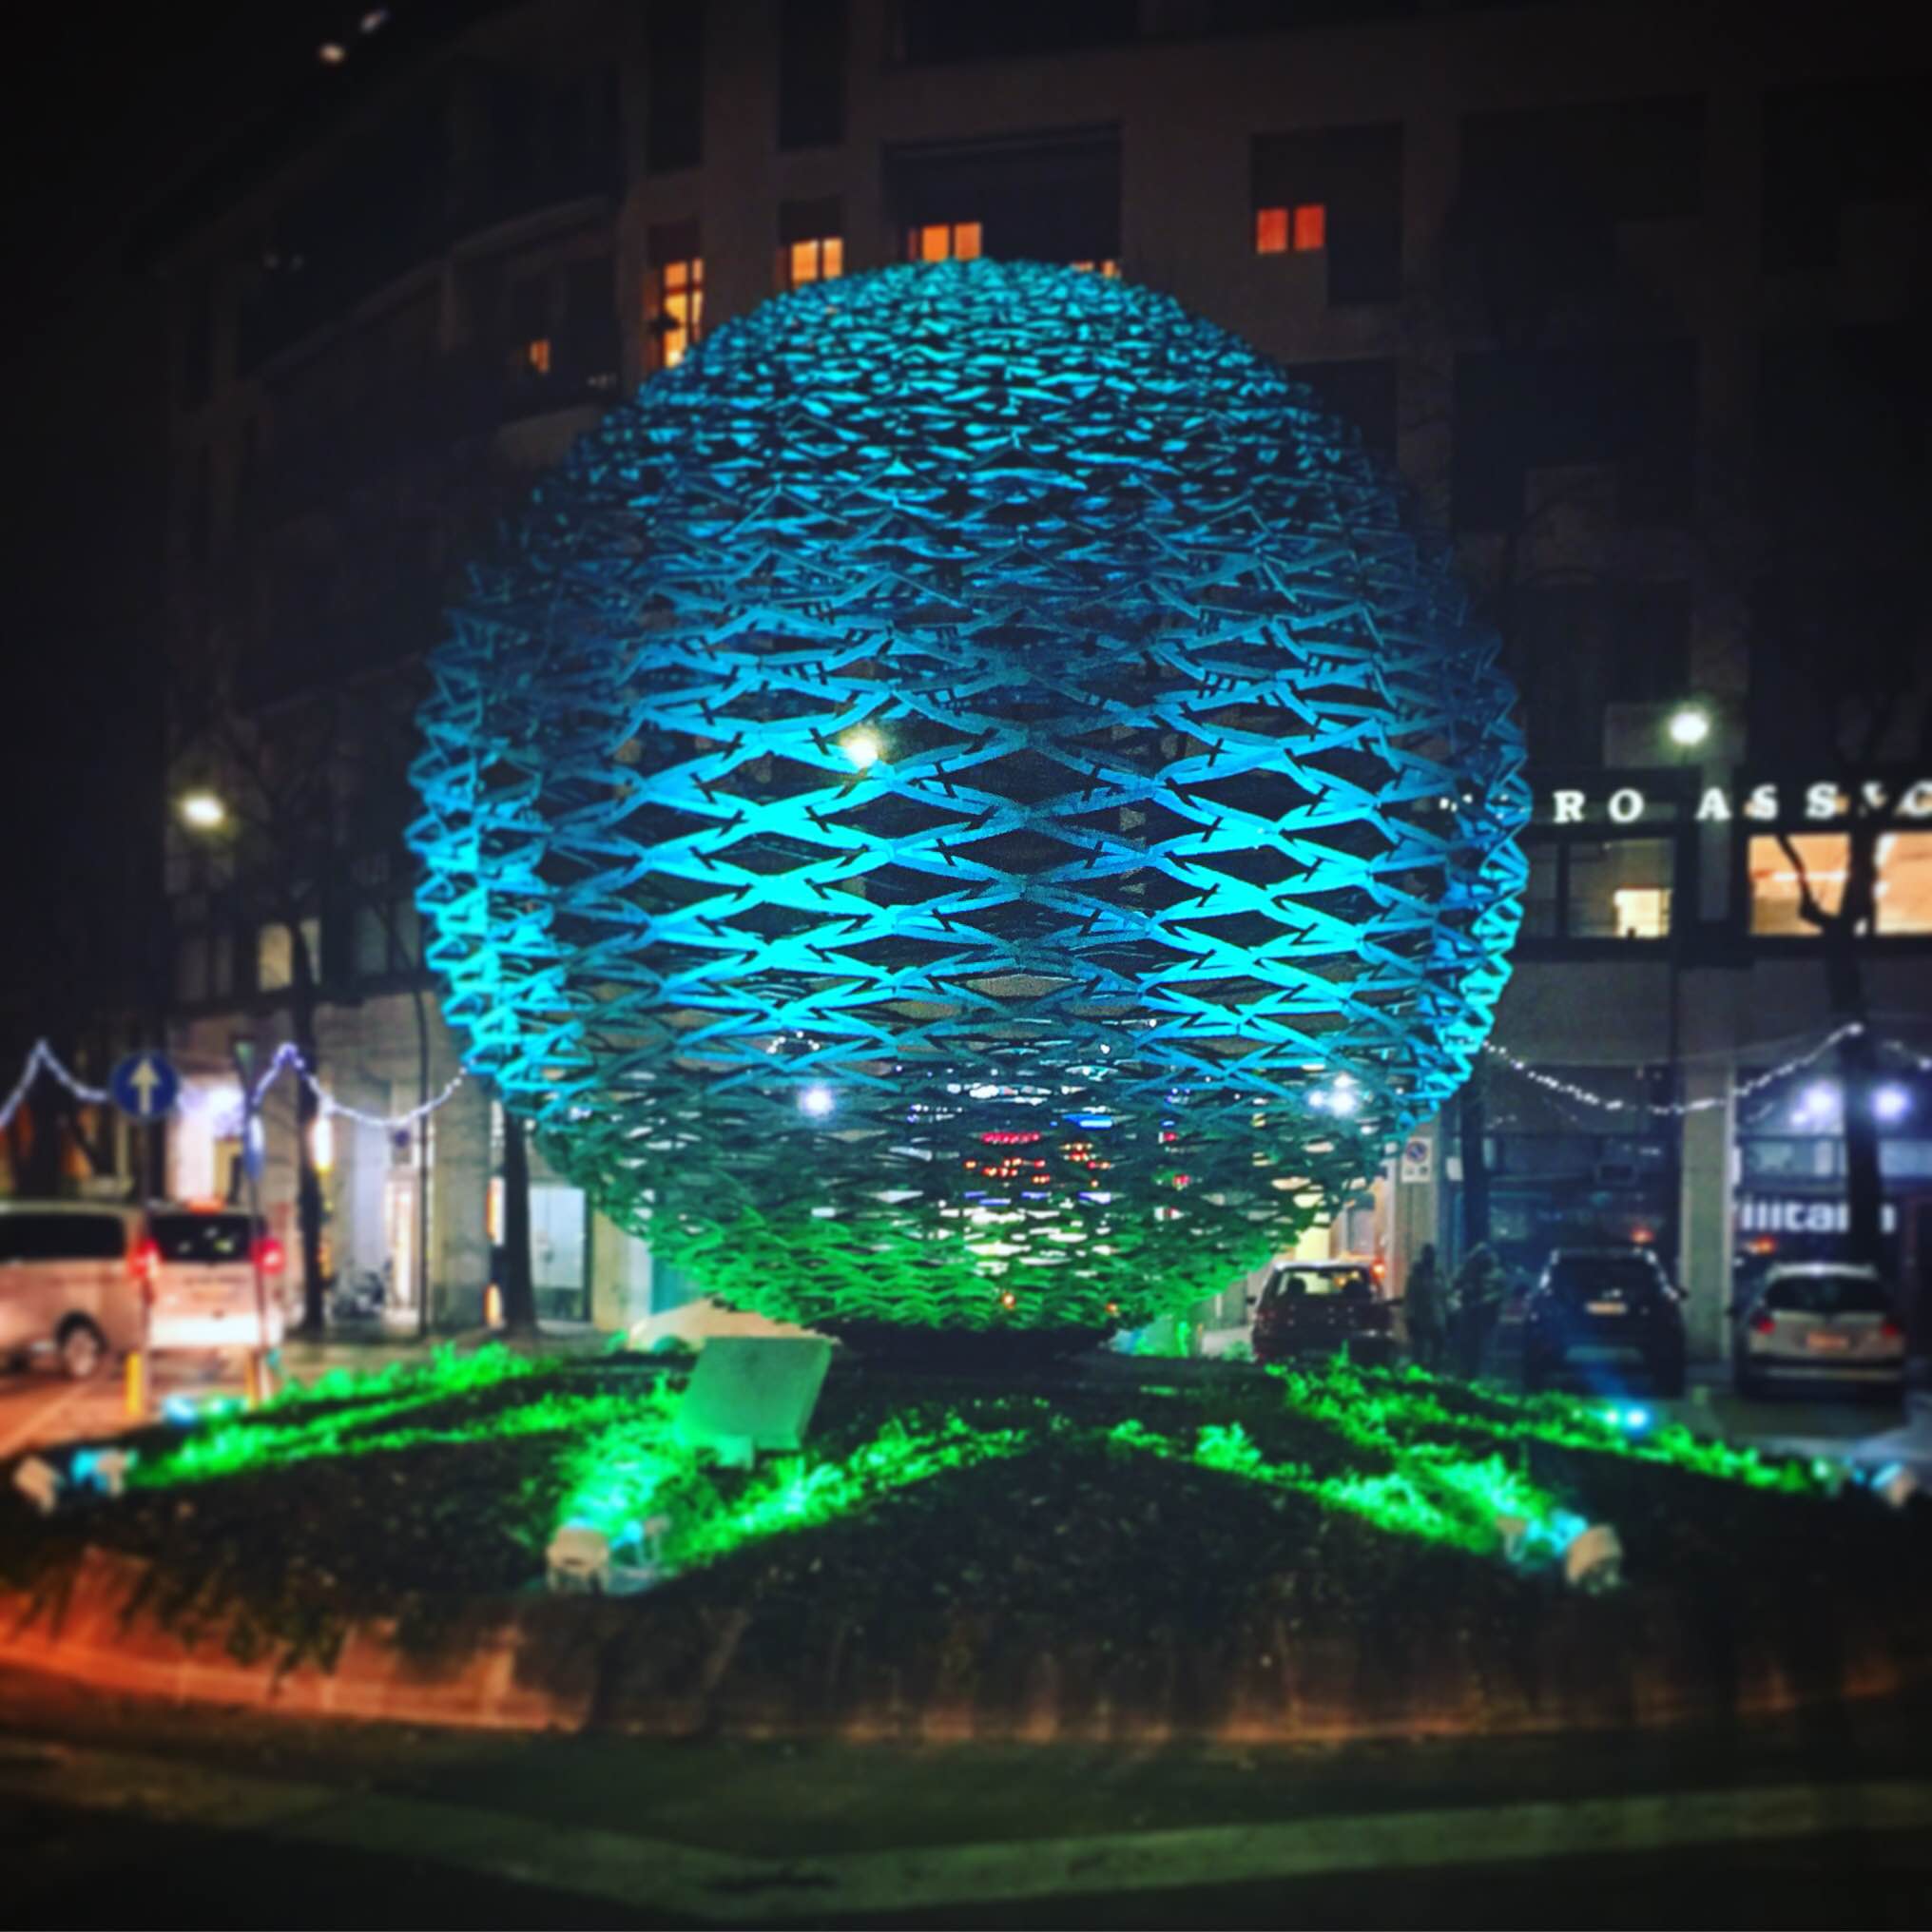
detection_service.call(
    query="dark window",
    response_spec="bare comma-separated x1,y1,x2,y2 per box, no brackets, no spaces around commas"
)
1602,584,1692,705
1453,342,1696,531
149,1213,259,1265
1746,570,1920,768
1283,358,1397,458
0,1213,128,1263
1756,327,1925,554
647,8,705,172
885,128,1120,264
1764,81,1927,272
1252,125,1402,303
1761,1269,1893,1315
779,0,846,150
893,0,1135,64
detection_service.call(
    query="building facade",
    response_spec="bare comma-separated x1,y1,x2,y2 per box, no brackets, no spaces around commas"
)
150,0,1932,1349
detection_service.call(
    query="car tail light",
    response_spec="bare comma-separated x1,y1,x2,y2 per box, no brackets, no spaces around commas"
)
254,1236,285,1275
1750,1313,1776,1337
1880,1318,1903,1342
129,1237,159,1302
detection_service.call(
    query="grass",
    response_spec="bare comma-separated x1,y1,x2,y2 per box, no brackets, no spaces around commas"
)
0,1345,1919,1677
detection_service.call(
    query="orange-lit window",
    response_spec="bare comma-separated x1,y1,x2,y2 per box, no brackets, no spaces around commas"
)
1256,203,1326,255
1749,831,1932,936
907,221,981,262
1071,259,1121,278
782,235,844,289
524,338,551,375
646,256,704,371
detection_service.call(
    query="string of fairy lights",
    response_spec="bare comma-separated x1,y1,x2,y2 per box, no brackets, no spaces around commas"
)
0,1036,466,1138
3,1020,1926,1147
1481,1020,1932,1119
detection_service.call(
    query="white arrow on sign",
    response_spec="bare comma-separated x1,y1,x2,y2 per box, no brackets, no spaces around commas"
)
129,1058,162,1117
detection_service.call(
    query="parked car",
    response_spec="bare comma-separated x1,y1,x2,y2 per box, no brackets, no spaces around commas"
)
0,1200,145,1377
1729,1261,1904,1400
141,1204,286,1355
1521,1246,1687,1395
0,1199,285,1380
1251,1260,1396,1367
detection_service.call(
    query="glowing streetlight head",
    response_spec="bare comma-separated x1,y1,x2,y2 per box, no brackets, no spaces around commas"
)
840,728,883,770
179,790,226,830
799,1083,836,1119
1667,705,1710,748
1875,1085,1910,1123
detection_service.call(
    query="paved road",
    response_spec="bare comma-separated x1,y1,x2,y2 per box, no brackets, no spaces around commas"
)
1,1668,1928,1927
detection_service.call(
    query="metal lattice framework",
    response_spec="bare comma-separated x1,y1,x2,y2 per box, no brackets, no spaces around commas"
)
410,261,1527,1332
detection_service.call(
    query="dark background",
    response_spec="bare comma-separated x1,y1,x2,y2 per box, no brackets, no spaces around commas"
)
0,6,481,1037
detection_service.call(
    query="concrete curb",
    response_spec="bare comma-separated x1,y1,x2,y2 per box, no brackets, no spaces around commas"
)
3,1544,1927,1744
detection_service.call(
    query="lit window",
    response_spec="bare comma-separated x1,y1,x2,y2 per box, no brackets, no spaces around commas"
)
257,917,321,993
908,222,981,263
1071,260,1121,278
1750,831,1932,936
1566,839,1674,940
1256,203,1326,256
647,256,705,371
783,236,844,289
525,338,551,375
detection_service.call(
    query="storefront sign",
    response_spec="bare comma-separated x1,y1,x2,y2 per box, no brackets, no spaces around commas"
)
1539,778,1932,828
1736,1196,1902,1236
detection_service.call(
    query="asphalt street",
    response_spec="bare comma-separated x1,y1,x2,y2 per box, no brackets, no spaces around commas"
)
1,1669,1929,1928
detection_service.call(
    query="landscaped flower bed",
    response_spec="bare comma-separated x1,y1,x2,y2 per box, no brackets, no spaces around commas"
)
1,1347,1925,1724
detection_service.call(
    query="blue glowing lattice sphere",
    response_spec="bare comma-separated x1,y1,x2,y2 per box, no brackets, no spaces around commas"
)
411,261,1527,1333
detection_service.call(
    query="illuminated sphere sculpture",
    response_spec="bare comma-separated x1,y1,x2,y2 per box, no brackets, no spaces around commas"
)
411,261,1527,1337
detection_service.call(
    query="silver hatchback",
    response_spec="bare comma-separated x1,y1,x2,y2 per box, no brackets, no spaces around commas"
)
1730,1262,1904,1399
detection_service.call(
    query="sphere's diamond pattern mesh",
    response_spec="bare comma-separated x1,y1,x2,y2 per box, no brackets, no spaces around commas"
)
410,261,1527,1331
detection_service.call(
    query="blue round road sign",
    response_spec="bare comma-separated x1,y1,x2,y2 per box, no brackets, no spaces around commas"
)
109,1052,181,1123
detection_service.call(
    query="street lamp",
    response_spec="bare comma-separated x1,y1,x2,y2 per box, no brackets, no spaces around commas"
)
178,789,227,830
1666,705,1710,749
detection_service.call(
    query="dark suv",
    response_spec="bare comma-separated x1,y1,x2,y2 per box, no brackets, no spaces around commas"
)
1522,1246,1687,1395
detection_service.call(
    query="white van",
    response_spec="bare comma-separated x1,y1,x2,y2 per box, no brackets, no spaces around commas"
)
142,1205,286,1353
0,1199,286,1377
0,1200,145,1377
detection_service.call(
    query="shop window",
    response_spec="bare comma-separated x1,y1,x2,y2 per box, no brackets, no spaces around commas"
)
646,229,704,371
1568,840,1673,938
1749,831,1932,936
907,221,981,262
1521,835,1675,942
